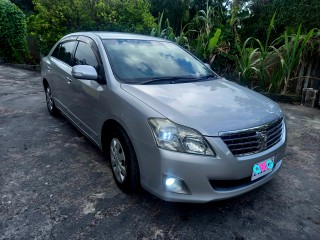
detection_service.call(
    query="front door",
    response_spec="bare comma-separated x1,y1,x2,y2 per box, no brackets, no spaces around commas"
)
68,40,104,142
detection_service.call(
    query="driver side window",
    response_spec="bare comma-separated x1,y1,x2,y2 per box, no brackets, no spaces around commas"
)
73,42,99,72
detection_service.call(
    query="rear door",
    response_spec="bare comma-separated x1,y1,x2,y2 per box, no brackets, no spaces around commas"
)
48,39,77,113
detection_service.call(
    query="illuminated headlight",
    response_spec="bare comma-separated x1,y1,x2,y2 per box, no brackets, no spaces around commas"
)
148,118,216,156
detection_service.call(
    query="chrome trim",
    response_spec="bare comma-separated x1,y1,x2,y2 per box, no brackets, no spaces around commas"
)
218,117,283,136
219,118,284,157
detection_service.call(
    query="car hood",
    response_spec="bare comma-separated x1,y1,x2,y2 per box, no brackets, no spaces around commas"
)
121,78,283,136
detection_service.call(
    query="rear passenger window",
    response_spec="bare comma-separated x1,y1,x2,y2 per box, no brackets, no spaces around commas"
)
51,44,60,58
56,41,75,65
73,42,99,70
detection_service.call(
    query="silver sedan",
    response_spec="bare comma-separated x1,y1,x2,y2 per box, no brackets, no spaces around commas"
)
41,32,286,203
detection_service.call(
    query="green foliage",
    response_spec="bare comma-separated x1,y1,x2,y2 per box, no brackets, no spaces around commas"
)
208,28,221,52
235,38,260,86
29,0,155,54
85,0,156,35
148,0,194,33
151,1,223,61
243,0,320,40
151,1,242,75
151,12,191,49
235,13,315,94
185,1,224,63
194,2,218,38
148,0,249,33
253,13,277,91
276,26,315,94
0,0,28,62
194,28,221,63
236,14,283,91
9,0,317,95
11,0,34,15
151,12,167,38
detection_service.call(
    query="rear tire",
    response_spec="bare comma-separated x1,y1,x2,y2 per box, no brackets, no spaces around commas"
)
107,126,140,193
44,83,59,116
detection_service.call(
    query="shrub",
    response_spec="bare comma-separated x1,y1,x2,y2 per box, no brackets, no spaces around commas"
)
28,0,155,55
0,0,28,62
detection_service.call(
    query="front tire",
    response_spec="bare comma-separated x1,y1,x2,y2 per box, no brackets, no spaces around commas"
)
108,127,140,193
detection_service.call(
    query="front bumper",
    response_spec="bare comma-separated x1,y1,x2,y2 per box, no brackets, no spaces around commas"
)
135,125,287,203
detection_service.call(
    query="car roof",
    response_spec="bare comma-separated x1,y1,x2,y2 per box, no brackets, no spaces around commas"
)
64,31,169,42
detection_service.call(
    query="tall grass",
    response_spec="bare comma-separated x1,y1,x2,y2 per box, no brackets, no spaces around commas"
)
151,2,222,61
278,26,314,94
254,13,277,91
235,38,260,86
235,13,315,94
151,12,191,49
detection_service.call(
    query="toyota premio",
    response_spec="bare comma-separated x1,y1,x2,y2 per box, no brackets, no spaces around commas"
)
41,32,287,203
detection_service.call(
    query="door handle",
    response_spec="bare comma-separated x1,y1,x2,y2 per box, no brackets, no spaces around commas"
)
46,66,51,71
66,76,72,84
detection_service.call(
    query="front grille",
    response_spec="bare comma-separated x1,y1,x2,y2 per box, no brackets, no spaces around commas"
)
220,118,284,157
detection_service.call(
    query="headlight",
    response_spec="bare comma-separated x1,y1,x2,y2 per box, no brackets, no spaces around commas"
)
148,118,215,156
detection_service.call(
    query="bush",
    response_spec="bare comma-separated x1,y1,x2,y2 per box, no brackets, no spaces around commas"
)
242,0,320,41
0,0,28,62
28,0,155,55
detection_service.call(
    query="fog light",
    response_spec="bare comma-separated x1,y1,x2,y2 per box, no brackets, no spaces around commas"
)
165,178,176,186
163,174,190,194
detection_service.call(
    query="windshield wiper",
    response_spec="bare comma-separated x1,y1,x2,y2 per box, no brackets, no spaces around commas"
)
196,74,218,80
139,74,217,85
140,76,196,85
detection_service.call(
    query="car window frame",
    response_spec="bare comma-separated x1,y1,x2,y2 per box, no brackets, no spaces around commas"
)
51,40,77,67
73,41,99,68
74,36,106,84
51,43,61,58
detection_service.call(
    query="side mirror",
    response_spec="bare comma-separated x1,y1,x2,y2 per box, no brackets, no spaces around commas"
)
204,63,212,70
72,65,98,80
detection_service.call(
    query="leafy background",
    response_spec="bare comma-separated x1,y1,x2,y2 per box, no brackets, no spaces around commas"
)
1,0,320,94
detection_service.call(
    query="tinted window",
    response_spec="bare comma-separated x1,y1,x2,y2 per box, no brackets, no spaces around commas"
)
102,39,215,83
51,44,60,58
56,41,75,65
73,42,99,70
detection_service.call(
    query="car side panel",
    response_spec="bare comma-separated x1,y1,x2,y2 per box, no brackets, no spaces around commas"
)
49,58,73,114
68,78,101,142
96,83,164,187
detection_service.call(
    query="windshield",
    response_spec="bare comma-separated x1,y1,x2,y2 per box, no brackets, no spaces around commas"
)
102,39,216,84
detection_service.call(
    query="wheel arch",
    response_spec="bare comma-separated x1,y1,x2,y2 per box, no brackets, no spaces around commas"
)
101,119,122,151
100,119,137,161
100,119,141,190
42,78,49,90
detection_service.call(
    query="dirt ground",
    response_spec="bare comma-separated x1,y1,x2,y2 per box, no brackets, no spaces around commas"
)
0,65,319,240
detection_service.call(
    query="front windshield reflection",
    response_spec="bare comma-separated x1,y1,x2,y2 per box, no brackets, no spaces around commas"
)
102,39,214,83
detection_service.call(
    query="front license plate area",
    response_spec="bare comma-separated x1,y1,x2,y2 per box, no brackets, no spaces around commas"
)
251,157,275,181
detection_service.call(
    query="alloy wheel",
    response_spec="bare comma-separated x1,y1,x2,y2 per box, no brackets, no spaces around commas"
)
110,138,127,183
45,86,54,111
